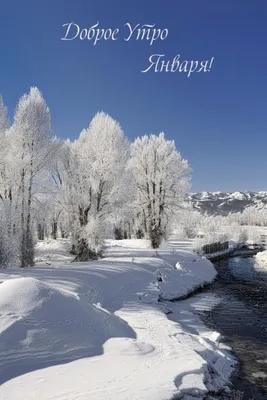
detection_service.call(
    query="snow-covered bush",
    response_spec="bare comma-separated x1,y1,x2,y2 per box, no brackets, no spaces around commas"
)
193,231,228,253
73,217,106,261
193,238,206,253
246,226,261,244
173,210,202,239
238,229,248,243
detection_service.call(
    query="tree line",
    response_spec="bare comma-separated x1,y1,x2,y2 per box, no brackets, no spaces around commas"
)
0,88,191,267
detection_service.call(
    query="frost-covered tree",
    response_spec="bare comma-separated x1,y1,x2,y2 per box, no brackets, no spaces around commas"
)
1,91,199,264
0,96,9,133
172,209,202,239
11,87,58,267
60,112,130,260
0,97,10,203
0,96,11,206
131,132,191,248
0,95,15,267
49,140,79,242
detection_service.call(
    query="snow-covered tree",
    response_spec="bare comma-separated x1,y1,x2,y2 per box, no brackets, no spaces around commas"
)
130,132,191,248
0,96,15,267
0,97,9,200
0,96,9,133
11,87,58,267
0,96,11,205
60,112,130,260
1,91,200,265
172,209,202,239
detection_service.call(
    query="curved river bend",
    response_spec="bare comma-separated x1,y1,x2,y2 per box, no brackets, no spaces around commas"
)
199,256,267,399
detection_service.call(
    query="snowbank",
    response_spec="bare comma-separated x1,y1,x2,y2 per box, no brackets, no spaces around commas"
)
158,256,216,300
168,292,236,395
0,277,133,384
255,250,267,267
0,238,232,400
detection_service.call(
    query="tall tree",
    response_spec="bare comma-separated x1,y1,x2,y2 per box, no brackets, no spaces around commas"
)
0,95,10,204
66,112,130,259
12,87,57,266
0,95,14,267
131,132,191,248
0,96,9,134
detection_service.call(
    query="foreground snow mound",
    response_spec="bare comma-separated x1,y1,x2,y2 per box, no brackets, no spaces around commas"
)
0,277,51,320
0,277,134,384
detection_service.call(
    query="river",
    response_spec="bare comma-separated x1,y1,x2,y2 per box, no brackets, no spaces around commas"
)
200,256,267,399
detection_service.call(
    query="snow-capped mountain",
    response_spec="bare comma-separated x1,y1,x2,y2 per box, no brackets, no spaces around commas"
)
187,191,267,215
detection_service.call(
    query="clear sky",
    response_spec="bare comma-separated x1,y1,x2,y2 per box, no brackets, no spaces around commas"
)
0,0,267,192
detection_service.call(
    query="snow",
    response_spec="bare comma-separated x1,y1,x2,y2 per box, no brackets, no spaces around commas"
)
200,191,211,199
0,239,234,400
229,192,246,200
255,250,267,267
165,292,236,396
35,238,74,265
0,277,132,385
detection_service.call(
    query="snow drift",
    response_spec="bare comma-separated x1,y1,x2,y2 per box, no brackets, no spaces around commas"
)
0,239,234,400
0,277,134,384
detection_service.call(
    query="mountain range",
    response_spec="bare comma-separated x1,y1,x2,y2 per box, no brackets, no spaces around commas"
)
187,191,267,215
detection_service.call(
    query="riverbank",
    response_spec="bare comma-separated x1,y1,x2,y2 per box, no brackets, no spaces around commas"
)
0,239,233,400
205,244,264,262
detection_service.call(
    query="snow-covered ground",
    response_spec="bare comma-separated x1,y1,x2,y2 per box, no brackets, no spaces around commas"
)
0,238,235,400
255,250,267,267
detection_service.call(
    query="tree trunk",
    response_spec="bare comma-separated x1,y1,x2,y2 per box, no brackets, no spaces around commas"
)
20,139,35,267
52,221,57,240
149,226,162,248
20,166,26,267
37,224,45,240
60,223,66,238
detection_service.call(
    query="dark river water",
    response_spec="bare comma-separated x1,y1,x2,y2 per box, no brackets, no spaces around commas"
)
200,256,267,399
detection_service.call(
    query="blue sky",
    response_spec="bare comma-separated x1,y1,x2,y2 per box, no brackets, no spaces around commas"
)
0,0,267,192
